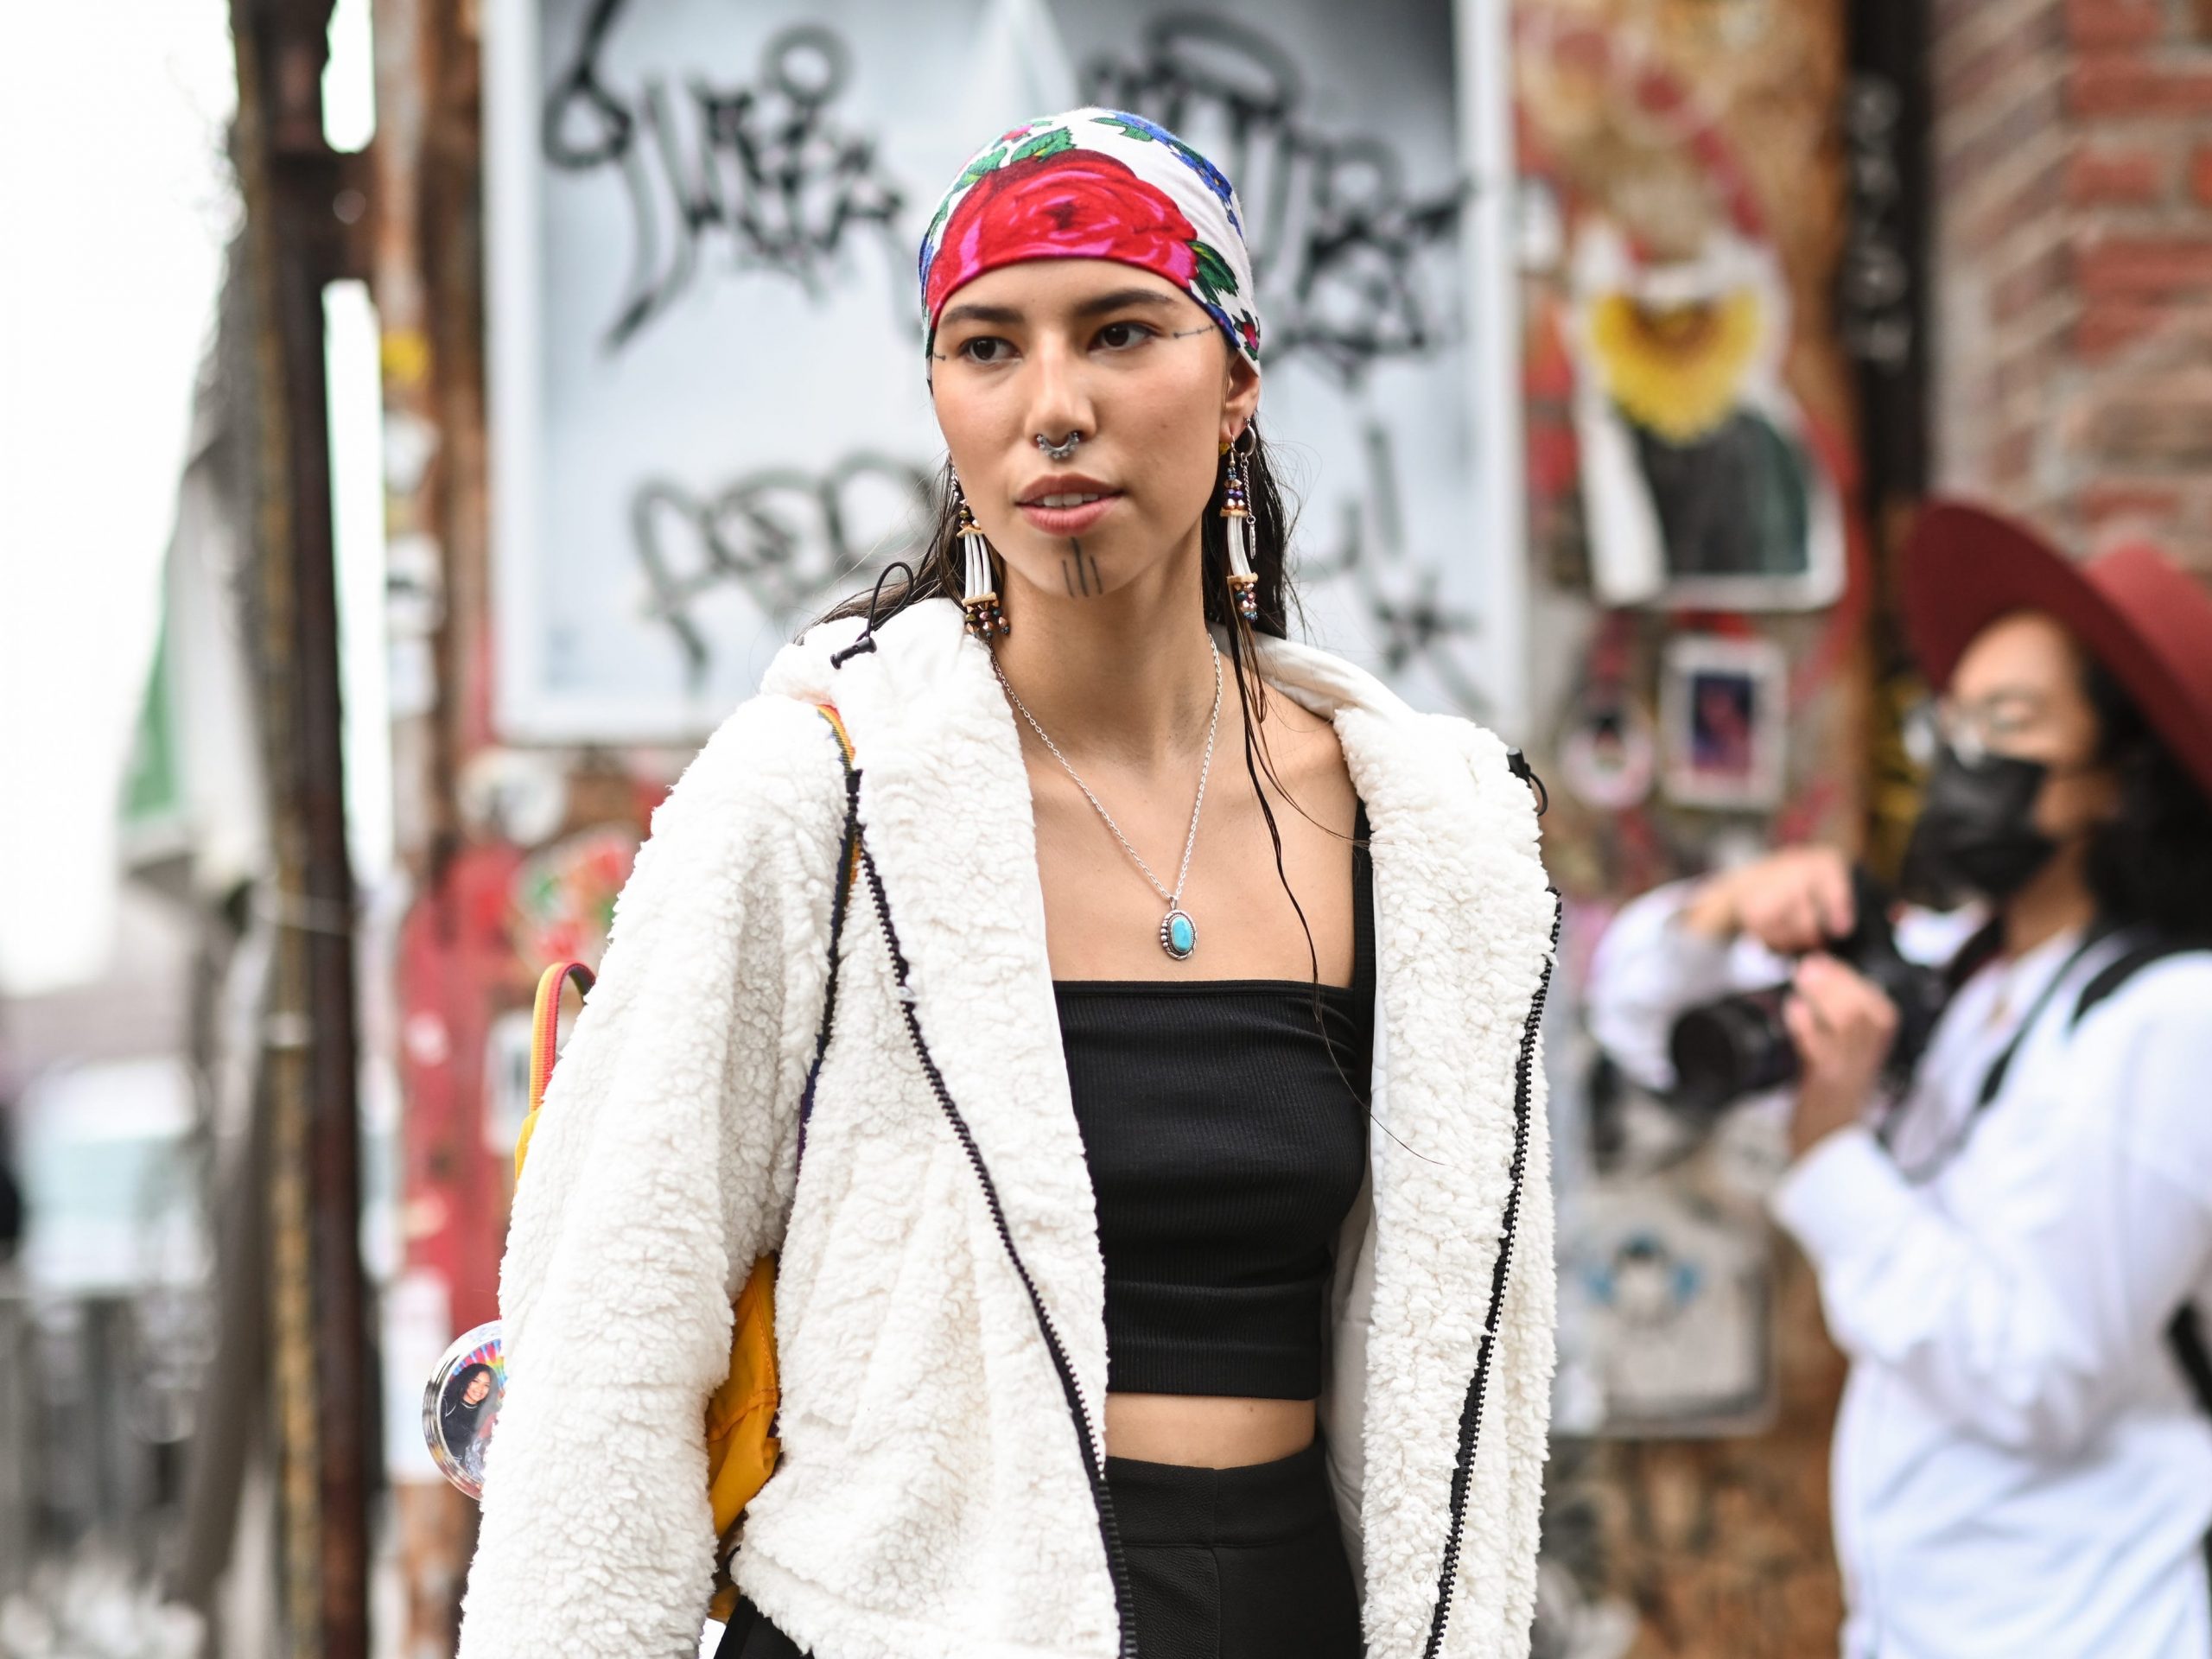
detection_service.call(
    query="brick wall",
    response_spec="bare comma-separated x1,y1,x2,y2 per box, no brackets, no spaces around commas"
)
1933,0,2212,568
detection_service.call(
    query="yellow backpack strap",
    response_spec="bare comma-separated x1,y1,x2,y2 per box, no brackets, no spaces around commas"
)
516,960,594,1180
815,703,862,893
705,702,861,1581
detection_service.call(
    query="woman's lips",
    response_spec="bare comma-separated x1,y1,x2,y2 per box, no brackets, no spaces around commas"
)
1016,492,1122,537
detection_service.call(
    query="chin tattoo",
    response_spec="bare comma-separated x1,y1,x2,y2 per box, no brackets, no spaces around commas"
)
1063,537,1100,598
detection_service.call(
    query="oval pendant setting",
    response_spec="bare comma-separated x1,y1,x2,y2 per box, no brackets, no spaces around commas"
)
1160,908,1198,961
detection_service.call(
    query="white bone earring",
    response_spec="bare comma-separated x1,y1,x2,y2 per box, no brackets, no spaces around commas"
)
1221,432,1258,623
953,479,1009,639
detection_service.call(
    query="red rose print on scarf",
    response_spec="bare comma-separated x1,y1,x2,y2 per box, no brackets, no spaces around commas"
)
925,150,1200,324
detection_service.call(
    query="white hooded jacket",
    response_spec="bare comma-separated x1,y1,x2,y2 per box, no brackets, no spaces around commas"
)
455,598,1559,1659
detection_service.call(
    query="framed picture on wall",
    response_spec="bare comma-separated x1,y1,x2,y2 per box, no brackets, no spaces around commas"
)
1658,633,1786,810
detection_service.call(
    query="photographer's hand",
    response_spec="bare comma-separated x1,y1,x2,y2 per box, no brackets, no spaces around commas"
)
1682,846,1857,953
1783,955,1899,1158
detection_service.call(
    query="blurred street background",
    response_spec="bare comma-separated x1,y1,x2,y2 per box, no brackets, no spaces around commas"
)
3,0,2208,1655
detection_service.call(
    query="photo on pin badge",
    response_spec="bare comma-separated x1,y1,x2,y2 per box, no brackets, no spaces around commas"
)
423,1320,507,1499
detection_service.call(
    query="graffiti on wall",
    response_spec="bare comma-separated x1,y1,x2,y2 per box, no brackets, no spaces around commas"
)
495,0,1499,736
543,6,910,350
1073,9,1491,714
631,452,936,690
1083,16,1466,384
1300,422,1488,713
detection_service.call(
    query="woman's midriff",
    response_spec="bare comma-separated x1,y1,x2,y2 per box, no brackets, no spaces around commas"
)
1103,1392,1317,1468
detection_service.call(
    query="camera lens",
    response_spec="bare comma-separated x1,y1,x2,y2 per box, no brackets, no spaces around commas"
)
1669,984,1800,1116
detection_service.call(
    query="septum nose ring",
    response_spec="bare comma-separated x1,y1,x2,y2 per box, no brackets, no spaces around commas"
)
1035,430,1083,462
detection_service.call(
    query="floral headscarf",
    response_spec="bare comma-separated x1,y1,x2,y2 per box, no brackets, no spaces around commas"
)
918,108,1263,365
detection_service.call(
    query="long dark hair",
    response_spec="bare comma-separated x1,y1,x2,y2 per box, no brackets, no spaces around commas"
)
819,425,1365,1095
443,1363,497,1423
2082,658,2212,939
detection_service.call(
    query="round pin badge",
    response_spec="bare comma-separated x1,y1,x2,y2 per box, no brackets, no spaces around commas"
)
1560,701,1657,810
423,1321,506,1500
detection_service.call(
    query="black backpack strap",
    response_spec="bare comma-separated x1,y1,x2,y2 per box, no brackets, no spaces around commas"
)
2062,934,2212,1422
2171,1306,2212,1421
2070,933,2211,1030
1970,927,2113,1110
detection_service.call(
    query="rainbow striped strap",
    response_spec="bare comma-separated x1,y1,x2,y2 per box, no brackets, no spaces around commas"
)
529,960,596,1117
815,702,854,765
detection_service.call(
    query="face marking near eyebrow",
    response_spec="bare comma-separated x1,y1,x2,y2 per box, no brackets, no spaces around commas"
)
1167,326,1213,338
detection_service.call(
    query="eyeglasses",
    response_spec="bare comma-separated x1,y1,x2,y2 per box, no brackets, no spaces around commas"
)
1903,691,2050,769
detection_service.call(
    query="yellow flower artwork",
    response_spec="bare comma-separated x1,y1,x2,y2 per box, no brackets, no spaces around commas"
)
1586,289,1764,444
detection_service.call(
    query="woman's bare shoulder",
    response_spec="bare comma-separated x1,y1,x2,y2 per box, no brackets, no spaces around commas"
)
1253,685,1355,805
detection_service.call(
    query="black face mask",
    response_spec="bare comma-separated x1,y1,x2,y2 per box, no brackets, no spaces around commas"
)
1900,748,2059,907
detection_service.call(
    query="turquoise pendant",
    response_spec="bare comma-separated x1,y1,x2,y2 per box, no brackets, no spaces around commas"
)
1160,907,1197,961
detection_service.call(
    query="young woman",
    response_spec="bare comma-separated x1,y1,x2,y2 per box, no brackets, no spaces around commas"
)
1588,504,2212,1657
439,1363,500,1487
457,110,1557,1659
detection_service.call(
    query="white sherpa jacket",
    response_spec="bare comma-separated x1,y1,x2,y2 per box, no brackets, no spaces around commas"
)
456,597,1558,1659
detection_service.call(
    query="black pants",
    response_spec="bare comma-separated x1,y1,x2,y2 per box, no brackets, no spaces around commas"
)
716,1437,1362,1658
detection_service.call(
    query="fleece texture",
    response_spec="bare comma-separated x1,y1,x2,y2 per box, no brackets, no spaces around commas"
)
455,597,1557,1659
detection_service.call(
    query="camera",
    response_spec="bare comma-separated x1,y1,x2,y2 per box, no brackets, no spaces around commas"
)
1667,867,1949,1117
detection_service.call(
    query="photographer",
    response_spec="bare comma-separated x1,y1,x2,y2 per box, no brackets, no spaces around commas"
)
1586,504,2212,1657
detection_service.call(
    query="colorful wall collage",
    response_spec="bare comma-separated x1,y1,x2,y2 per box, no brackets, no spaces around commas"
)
1514,1,1865,1650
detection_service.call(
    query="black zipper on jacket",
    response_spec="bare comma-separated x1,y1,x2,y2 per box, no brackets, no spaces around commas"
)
1420,890,1560,1659
856,844,1142,1659
795,757,864,1173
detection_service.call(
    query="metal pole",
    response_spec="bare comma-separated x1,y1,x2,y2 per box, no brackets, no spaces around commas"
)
1844,0,1936,874
1845,0,1934,513
1453,0,1531,739
229,3,376,1654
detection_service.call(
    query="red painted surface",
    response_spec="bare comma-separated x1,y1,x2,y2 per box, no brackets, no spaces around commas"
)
395,842,528,1336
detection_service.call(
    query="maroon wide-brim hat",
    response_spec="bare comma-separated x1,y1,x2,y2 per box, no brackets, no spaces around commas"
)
1903,501,2212,801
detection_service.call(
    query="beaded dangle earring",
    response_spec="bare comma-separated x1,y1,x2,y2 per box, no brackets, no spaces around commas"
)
952,477,1009,639
1220,430,1259,623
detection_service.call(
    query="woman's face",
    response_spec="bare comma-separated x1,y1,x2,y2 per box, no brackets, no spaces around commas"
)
930,258,1261,612
461,1369,492,1407
1946,610,2120,841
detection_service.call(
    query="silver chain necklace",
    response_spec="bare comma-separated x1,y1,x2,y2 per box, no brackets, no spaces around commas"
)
993,645,1222,960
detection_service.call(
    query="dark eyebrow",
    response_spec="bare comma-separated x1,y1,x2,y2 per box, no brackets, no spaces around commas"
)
937,301,1021,329
936,289,1184,331
1072,288,1182,318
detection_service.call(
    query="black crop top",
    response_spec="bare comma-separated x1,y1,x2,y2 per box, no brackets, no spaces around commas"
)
1054,805,1374,1400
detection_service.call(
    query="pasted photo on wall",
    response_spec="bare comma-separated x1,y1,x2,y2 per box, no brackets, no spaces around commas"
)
1567,224,1847,613
1658,632,1788,810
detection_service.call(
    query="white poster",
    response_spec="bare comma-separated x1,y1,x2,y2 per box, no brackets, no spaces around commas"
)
488,0,1519,741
